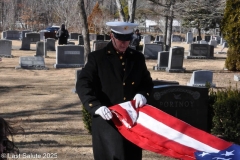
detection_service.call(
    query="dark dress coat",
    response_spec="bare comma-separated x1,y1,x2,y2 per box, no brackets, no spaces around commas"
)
76,41,153,160
56,29,69,45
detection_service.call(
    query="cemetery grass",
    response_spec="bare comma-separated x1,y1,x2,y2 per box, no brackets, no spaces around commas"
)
0,40,239,160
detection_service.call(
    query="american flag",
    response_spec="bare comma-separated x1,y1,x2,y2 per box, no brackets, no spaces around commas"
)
109,101,240,160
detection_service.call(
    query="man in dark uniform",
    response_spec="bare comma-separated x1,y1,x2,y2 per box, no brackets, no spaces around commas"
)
56,23,69,45
76,21,153,160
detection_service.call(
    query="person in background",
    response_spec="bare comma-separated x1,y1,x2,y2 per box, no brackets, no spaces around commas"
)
56,23,69,45
131,29,142,51
76,21,153,160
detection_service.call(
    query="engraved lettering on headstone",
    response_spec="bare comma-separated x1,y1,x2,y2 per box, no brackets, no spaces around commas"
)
65,51,80,55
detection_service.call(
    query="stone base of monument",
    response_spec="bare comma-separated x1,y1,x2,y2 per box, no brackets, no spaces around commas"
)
234,75,240,81
216,52,227,54
187,83,216,88
15,56,48,70
67,42,75,45
54,64,84,68
15,65,48,70
0,55,13,58
166,67,186,73
186,56,210,59
153,66,167,71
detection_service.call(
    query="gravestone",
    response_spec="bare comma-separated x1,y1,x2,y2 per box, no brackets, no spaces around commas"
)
214,35,221,44
143,44,163,59
4,30,20,40
148,85,209,132
89,34,97,41
222,42,228,48
209,39,218,48
54,45,84,68
196,36,202,41
166,46,185,73
187,44,214,59
16,56,48,70
78,35,84,45
20,30,31,40
92,41,109,51
171,35,182,42
220,38,226,45
154,51,169,70
20,37,31,50
46,38,56,51
1,31,6,39
70,33,81,40
36,41,47,57
39,30,46,40
187,70,215,87
97,35,104,40
44,32,56,39
0,40,12,57
26,33,40,44
72,69,82,93
200,40,208,44
154,35,163,42
186,32,193,44
104,34,111,40
143,35,151,44
204,35,211,42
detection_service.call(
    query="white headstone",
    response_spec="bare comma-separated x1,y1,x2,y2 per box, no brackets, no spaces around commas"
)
187,70,215,87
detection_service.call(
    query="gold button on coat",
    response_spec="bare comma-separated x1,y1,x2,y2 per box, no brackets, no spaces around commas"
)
89,103,93,107
124,97,126,100
122,62,125,65
132,82,135,85
123,83,125,85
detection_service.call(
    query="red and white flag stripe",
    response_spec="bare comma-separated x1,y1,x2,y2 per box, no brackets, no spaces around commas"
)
109,101,232,160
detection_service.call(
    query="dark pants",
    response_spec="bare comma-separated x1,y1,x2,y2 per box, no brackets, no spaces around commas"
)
92,116,142,160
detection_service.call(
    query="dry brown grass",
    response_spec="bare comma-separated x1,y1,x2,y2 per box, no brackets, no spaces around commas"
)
0,40,238,160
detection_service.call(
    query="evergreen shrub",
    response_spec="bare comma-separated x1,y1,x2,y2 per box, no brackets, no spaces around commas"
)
210,85,240,144
82,105,92,134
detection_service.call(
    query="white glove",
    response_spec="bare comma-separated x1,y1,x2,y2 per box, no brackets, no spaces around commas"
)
133,94,147,108
95,106,113,120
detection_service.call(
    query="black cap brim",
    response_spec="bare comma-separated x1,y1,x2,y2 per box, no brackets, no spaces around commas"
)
112,31,133,41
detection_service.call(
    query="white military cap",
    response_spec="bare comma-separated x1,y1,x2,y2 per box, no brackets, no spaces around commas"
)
106,21,138,34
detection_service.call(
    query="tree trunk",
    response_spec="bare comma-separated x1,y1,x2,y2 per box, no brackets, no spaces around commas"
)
163,16,168,50
78,0,91,64
198,28,201,37
115,0,126,21
128,0,137,23
166,4,174,50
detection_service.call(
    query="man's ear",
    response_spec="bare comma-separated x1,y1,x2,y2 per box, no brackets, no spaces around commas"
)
110,33,114,38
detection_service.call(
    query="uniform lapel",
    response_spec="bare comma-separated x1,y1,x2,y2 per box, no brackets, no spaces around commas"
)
123,50,135,81
105,46,123,82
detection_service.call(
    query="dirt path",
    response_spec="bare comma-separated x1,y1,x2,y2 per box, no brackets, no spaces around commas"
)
0,40,238,160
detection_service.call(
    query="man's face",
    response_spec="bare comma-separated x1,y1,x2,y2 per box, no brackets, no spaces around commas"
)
111,33,130,52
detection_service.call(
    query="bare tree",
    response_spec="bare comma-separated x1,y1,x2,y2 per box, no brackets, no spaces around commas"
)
128,0,137,22
78,0,90,63
115,0,126,21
